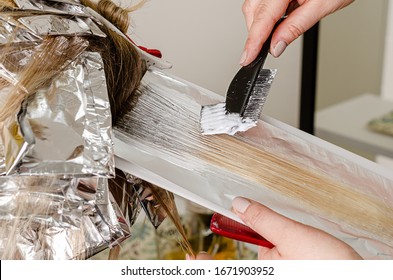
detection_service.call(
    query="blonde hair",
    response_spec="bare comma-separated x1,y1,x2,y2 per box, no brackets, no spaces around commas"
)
81,0,147,33
115,79,393,248
0,0,15,9
0,36,89,122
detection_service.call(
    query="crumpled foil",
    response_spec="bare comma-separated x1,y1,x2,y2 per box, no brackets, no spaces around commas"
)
0,16,42,45
18,15,106,37
0,4,105,45
0,45,114,177
0,148,4,175
106,169,173,230
1,49,115,177
107,169,142,229
127,174,172,229
0,175,130,259
0,1,111,176
0,0,131,259
13,0,86,16
0,0,176,259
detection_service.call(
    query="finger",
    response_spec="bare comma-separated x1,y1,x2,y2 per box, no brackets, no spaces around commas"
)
241,0,289,65
195,252,213,260
270,3,321,58
242,0,255,31
270,0,351,57
232,197,302,247
258,245,282,260
257,244,275,259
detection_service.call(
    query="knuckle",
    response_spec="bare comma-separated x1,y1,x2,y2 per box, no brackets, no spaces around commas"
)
242,1,254,15
244,204,268,229
242,1,271,20
286,22,306,39
241,2,248,14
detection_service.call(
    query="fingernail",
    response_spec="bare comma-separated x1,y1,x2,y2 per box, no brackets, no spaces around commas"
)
232,197,251,214
272,41,287,57
185,254,191,260
239,50,248,65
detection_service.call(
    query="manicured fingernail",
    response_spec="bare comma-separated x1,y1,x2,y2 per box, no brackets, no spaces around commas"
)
185,254,191,260
272,41,287,57
232,197,251,214
239,50,248,65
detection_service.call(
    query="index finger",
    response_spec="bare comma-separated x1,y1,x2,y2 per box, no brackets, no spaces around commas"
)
241,0,289,65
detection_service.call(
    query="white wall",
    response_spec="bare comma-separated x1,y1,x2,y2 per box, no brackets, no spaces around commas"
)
378,0,393,169
381,0,393,101
129,0,302,127
316,0,388,110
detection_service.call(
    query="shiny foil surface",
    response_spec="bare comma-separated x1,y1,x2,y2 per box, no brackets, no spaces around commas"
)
0,0,138,259
0,13,114,176
0,175,130,259
14,0,85,15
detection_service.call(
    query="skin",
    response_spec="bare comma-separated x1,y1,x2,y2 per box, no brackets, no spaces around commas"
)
190,197,362,260
240,0,355,65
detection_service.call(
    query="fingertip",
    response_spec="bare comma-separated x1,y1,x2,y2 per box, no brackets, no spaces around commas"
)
239,50,248,66
257,245,273,259
240,44,260,66
232,197,251,214
271,40,287,58
195,251,213,260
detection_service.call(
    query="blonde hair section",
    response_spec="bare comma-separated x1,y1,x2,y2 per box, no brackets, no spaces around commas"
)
0,36,89,123
0,0,15,9
115,82,393,248
81,0,147,33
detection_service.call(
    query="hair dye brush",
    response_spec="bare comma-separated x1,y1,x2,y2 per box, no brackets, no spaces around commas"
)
200,19,283,135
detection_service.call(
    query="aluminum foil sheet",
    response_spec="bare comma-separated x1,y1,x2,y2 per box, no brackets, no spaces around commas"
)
0,146,4,175
0,15,105,42
1,49,115,177
13,0,86,16
1,2,113,177
0,16,42,45
127,174,171,229
0,175,130,259
0,0,171,259
0,176,83,259
1,2,105,42
82,177,131,258
107,169,142,228
18,15,106,37
0,100,4,175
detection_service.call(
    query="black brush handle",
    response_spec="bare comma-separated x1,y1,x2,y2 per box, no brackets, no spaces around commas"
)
225,18,283,116
247,28,273,69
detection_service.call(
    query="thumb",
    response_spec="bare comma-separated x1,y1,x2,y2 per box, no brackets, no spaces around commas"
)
232,197,300,247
